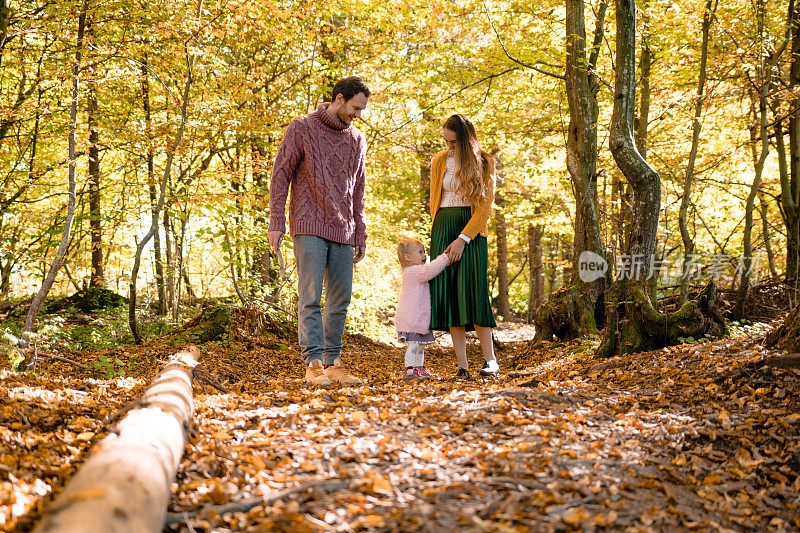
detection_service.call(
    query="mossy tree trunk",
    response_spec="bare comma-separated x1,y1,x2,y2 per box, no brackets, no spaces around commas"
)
598,281,726,357
765,303,800,352
534,0,607,343
599,0,726,357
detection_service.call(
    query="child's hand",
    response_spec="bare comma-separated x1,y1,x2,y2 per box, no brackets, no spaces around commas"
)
445,238,466,262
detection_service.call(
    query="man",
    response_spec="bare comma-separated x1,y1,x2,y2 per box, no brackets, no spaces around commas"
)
268,76,370,385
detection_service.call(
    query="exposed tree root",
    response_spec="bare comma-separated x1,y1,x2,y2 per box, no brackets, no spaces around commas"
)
597,280,727,358
533,284,603,343
764,304,800,352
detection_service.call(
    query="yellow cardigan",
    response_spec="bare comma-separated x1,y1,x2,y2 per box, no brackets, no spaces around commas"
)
429,150,496,239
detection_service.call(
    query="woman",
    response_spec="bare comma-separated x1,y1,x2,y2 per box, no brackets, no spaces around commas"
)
429,114,499,379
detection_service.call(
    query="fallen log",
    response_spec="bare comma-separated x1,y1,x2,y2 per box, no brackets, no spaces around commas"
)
34,346,200,533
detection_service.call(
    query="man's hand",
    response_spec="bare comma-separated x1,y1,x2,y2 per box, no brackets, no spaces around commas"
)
354,244,366,264
268,230,284,253
445,238,466,263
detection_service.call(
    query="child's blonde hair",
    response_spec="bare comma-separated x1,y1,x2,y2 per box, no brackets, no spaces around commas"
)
397,238,424,268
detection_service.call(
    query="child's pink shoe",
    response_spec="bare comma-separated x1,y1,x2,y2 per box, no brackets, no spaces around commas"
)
403,366,428,380
418,366,432,378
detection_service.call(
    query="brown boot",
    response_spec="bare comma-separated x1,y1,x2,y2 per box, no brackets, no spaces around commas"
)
324,360,362,385
305,362,331,385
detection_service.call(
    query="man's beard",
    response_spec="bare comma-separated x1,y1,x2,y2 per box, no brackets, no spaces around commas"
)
337,110,351,124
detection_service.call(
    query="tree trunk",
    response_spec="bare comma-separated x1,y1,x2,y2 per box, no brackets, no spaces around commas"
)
0,0,9,59
760,192,779,278
0,226,17,299
251,139,272,287
141,56,167,315
766,303,800,351
678,0,715,306
528,224,544,323
635,0,651,161
786,0,800,282
20,1,88,353
734,0,775,319
87,21,105,288
637,0,653,300
129,46,195,342
546,238,558,296
164,210,175,314
534,0,607,343
599,0,726,357
495,194,511,320
182,268,196,304
33,347,199,533
172,213,185,320
734,107,764,319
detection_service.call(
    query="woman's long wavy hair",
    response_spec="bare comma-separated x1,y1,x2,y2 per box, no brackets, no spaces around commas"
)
443,114,494,209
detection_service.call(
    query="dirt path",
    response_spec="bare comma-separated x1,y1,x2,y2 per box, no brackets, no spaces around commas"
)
2,328,798,532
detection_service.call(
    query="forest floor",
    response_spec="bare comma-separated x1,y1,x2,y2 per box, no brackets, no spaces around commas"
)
1,317,799,532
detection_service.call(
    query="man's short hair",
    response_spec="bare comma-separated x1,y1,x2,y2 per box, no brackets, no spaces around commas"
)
331,76,371,102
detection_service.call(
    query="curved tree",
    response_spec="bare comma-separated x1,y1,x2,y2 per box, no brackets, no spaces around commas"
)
19,0,88,360
533,0,607,343
597,0,726,358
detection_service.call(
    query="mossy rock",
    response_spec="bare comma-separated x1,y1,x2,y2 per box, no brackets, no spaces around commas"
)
45,287,128,314
177,305,232,344
173,306,294,345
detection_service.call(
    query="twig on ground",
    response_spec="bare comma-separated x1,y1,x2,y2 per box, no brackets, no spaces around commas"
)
37,351,95,372
165,478,351,524
194,368,230,393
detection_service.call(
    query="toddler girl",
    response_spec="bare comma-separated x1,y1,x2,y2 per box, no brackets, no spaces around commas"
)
395,238,450,380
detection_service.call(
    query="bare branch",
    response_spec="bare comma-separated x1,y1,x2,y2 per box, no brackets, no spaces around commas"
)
482,0,564,79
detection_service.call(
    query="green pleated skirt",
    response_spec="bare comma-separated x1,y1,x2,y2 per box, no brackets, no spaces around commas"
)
430,206,497,331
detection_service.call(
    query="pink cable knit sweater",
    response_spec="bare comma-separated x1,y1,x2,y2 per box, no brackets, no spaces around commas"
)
395,254,449,335
268,103,368,246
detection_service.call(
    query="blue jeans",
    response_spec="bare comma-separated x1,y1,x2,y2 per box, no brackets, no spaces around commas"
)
293,234,354,365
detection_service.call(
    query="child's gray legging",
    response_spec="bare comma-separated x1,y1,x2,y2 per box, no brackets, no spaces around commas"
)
405,341,425,367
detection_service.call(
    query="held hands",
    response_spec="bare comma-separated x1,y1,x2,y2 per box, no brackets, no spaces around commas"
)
445,237,466,263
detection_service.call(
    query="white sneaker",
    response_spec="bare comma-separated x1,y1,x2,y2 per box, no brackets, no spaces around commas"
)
479,359,500,376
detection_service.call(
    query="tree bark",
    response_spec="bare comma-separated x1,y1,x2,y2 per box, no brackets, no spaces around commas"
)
33,347,199,533
534,0,607,343
637,0,657,302
129,47,195,342
766,304,800,351
251,138,272,287
495,194,511,320
738,0,793,314
678,0,715,306
734,104,764,319
20,0,88,352
635,0,651,161
735,3,771,319
599,0,726,357
87,20,105,288
528,224,544,323
760,192,779,278
141,55,167,315
164,210,175,314
786,0,800,282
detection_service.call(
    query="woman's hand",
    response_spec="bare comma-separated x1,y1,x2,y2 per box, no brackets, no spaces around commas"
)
445,237,466,263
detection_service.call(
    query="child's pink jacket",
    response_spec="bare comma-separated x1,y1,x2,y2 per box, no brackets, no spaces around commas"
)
395,254,449,335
